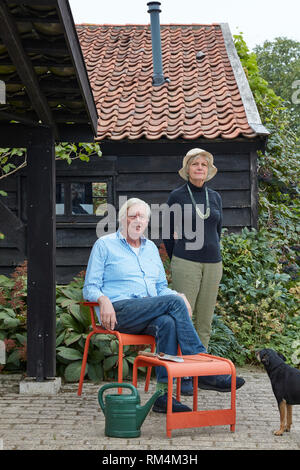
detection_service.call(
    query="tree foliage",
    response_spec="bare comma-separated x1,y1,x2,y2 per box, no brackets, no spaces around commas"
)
254,37,300,136
234,33,300,257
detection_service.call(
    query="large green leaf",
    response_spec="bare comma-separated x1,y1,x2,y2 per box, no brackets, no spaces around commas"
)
69,303,84,324
60,287,82,302
3,317,20,328
57,347,83,361
56,331,65,347
0,275,14,288
60,313,81,332
122,358,129,379
64,360,84,382
110,340,119,354
87,363,103,382
103,355,118,371
64,332,82,346
61,299,74,308
15,333,26,345
79,304,93,328
6,349,20,365
87,348,105,364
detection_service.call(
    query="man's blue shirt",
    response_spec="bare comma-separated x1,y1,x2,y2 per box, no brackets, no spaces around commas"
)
83,230,176,304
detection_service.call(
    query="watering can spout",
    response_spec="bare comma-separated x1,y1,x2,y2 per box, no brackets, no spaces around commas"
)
136,390,162,429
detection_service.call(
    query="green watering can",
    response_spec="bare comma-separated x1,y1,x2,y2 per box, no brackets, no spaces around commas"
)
98,383,161,438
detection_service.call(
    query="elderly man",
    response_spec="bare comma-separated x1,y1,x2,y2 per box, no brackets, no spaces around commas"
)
83,198,244,413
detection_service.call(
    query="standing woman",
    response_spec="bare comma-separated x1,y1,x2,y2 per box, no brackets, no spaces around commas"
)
163,148,245,394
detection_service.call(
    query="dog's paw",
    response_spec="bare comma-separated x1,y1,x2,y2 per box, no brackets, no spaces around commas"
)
274,429,284,436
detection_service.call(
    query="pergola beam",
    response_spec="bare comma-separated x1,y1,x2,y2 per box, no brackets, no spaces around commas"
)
0,0,58,136
56,0,98,136
0,123,95,147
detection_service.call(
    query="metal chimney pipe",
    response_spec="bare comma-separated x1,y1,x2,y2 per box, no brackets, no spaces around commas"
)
147,1,169,86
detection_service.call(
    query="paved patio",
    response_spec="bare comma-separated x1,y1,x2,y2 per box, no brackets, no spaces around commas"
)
0,366,299,451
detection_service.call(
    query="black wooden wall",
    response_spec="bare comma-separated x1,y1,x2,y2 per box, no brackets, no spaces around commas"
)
0,138,261,283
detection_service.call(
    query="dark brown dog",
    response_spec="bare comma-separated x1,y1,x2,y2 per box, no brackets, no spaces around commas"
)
256,348,300,435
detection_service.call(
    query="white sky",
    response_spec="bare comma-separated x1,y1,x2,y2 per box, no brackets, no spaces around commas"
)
69,0,300,50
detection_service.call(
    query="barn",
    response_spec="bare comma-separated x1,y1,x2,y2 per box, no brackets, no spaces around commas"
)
0,21,269,283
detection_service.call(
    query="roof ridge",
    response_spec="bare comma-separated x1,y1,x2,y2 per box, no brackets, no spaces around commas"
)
76,23,221,27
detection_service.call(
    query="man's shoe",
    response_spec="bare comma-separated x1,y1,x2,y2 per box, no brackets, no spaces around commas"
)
152,393,192,413
198,374,245,392
181,377,193,396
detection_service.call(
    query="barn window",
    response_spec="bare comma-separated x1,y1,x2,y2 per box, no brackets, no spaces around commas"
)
55,178,112,220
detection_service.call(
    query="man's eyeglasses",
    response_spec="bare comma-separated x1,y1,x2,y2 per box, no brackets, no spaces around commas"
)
127,214,147,221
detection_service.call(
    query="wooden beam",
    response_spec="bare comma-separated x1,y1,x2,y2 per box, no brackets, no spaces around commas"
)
26,127,56,380
0,110,40,127
56,0,98,136
57,124,95,142
21,38,69,55
6,0,56,5
0,123,96,146
0,58,73,67
0,0,58,136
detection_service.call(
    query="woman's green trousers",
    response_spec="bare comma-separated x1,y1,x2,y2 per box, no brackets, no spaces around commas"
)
171,255,223,350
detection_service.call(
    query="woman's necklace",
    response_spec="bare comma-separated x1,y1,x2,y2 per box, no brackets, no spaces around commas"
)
187,184,210,220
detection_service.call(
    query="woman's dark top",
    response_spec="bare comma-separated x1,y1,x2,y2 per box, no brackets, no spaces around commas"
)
163,180,223,263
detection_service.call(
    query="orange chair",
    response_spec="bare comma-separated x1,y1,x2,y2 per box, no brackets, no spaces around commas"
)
77,301,156,395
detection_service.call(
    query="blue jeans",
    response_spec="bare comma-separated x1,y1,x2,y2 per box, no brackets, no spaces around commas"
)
113,295,206,383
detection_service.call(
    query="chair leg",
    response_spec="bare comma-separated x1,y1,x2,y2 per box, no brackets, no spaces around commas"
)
117,343,124,394
78,331,94,396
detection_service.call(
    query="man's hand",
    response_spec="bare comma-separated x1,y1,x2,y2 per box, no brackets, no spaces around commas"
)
98,296,117,330
177,293,193,318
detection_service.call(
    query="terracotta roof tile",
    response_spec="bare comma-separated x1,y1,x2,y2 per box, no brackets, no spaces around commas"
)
76,24,257,141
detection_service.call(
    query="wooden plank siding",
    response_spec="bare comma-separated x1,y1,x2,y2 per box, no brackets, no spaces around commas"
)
0,141,258,283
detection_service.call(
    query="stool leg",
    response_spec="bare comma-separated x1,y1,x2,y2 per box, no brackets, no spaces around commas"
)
166,374,173,438
230,367,236,432
193,376,198,411
132,358,138,388
78,331,94,396
176,378,181,402
145,342,156,392
145,365,152,392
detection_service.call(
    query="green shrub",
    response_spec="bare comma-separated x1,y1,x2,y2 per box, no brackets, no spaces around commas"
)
216,228,299,364
0,263,27,372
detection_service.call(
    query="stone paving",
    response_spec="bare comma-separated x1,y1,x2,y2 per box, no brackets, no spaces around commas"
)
0,366,299,451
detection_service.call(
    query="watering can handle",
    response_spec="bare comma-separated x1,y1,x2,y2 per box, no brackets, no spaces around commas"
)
98,383,138,413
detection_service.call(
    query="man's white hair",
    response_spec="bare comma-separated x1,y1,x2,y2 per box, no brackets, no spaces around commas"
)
118,198,151,224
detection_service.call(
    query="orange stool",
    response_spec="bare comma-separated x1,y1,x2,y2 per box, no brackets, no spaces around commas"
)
78,302,156,395
132,353,236,437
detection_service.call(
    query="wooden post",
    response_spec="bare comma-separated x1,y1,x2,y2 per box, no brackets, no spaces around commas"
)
26,127,56,380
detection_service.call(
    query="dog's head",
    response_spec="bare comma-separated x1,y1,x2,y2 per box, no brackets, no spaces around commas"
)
256,348,286,368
